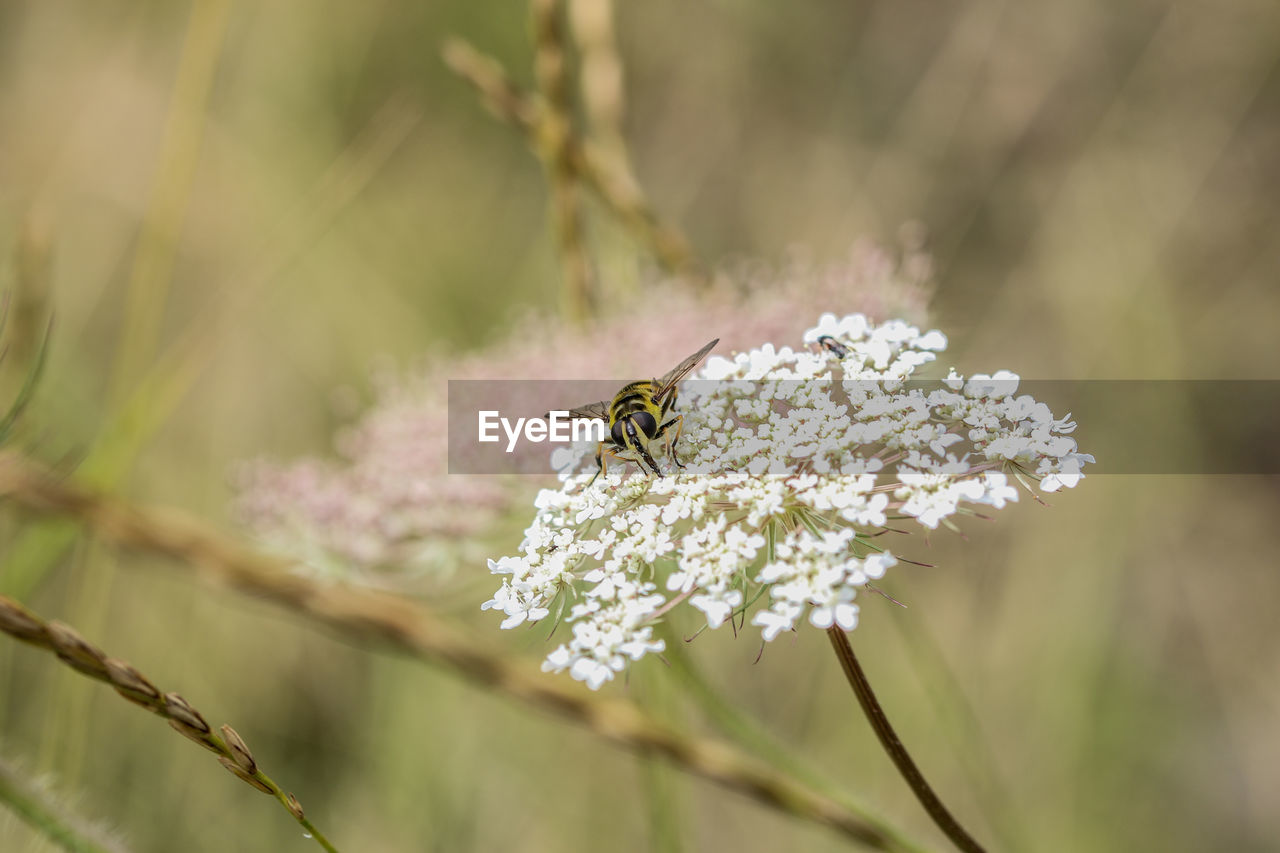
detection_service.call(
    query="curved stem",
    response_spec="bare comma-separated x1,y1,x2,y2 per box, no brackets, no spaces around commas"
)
826,627,987,853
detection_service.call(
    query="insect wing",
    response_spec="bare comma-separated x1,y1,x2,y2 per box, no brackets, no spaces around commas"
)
652,338,719,406
565,400,612,421
542,400,610,421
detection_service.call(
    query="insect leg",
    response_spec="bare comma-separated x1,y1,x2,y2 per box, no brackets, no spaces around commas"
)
586,441,606,487
657,414,686,468
662,386,680,416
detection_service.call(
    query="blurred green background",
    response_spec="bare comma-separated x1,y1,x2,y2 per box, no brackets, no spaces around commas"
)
2,0,1278,851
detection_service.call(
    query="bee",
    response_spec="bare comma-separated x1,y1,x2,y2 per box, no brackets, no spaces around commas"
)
563,338,719,485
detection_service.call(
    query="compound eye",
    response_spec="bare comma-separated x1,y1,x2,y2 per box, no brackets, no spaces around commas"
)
610,420,627,446
632,411,658,438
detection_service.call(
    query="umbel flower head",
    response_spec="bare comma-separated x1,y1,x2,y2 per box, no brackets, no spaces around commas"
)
485,313,1093,689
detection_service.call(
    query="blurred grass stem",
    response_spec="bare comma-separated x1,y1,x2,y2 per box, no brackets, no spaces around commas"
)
886,605,1026,850
0,302,51,447
636,667,686,853
826,627,987,853
7,215,53,367
531,0,596,325
0,755,129,853
568,0,647,301
442,38,704,283
109,0,231,405
0,595,339,853
568,0,626,158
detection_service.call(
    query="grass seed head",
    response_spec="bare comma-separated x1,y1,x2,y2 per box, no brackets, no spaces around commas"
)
0,595,50,646
106,658,162,709
286,793,305,820
220,724,257,775
46,620,110,680
217,756,274,794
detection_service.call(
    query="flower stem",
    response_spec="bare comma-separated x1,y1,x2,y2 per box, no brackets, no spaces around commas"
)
826,626,987,853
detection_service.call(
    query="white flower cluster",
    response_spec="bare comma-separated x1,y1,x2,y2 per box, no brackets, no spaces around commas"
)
485,313,1092,689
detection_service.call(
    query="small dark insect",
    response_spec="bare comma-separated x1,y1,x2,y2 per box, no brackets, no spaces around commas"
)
816,335,849,358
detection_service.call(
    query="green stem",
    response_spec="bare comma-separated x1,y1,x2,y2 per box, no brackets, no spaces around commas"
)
637,668,685,853
826,627,987,853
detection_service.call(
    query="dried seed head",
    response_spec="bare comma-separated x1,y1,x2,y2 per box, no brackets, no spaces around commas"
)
217,756,274,794
163,693,218,752
162,693,210,733
0,596,50,646
105,658,161,709
219,724,257,775
286,793,305,820
167,718,220,752
46,620,110,680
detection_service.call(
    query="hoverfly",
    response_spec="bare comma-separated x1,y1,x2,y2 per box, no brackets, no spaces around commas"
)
563,338,719,486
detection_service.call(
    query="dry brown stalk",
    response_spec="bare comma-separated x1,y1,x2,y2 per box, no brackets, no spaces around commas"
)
441,37,705,283
531,0,596,324
568,0,626,155
0,450,921,852
0,590,340,853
